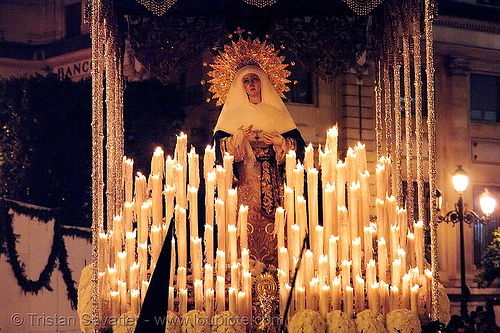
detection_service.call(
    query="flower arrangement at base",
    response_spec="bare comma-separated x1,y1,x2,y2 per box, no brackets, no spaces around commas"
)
113,312,137,333
386,309,421,333
437,283,451,325
211,311,245,333
289,309,327,333
355,309,386,333
325,310,355,333
165,311,182,333
182,310,210,333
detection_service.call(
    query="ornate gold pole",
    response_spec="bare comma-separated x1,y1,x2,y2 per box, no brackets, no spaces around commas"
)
424,0,440,321
375,61,384,160
403,10,414,224
383,59,393,196
392,19,404,205
91,0,105,331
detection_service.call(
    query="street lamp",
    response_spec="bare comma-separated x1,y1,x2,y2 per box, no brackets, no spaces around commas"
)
438,165,496,318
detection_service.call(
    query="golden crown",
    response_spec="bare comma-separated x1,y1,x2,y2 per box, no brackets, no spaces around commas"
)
208,38,291,106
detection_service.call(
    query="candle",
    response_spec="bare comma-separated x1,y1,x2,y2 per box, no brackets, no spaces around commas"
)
390,285,399,311
230,262,239,290
206,288,215,318
348,181,360,241
318,254,329,287
376,161,387,199
320,285,330,316
226,188,238,228
130,262,139,292
131,289,140,315
206,171,216,227
175,132,187,169
216,250,226,279
192,237,203,281
407,232,415,267
345,285,354,317
238,291,246,319
378,238,388,282
99,232,108,272
308,278,319,311
366,259,377,287
323,184,337,248
411,284,419,314
296,286,306,312
151,225,161,267
170,238,176,288
329,236,339,281
294,162,304,198
228,224,238,264
139,200,151,245
175,205,187,269
188,146,200,189
118,279,127,314
296,196,307,244
315,225,324,267
355,275,365,313
285,186,295,249
291,224,300,265
229,287,236,314
205,264,214,292
304,250,314,296
304,143,314,170
125,230,136,271
243,271,252,320
216,165,227,202
168,286,175,312
223,153,234,191
134,172,147,226
164,185,175,235
242,248,250,273
204,145,215,179
141,280,150,304
390,224,399,263
326,127,338,162
341,260,351,292
368,282,380,312
124,201,134,233
392,259,401,289
307,168,319,247
276,207,286,249
138,242,147,283
376,199,386,241
352,237,361,279
151,174,162,228
165,155,175,187
286,150,297,188
179,288,188,315
414,220,424,272
402,274,411,309
363,226,374,267
239,205,249,250
216,276,225,313
194,279,204,311
204,224,214,268
336,160,346,206
110,290,119,318
331,277,341,310
398,248,407,278
174,163,186,208
124,158,134,203
117,251,127,283
178,266,187,290
188,186,199,238
215,199,226,253
379,280,390,314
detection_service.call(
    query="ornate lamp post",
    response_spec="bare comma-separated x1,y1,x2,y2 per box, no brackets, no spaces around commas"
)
438,165,496,318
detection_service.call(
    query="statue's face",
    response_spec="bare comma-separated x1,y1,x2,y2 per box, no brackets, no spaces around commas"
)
242,73,262,103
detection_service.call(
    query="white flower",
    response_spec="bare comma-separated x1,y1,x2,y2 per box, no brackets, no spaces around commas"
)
437,283,451,325
211,311,245,333
113,311,137,333
165,311,182,333
289,309,326,333
355,309,386,333
325,310,355,333
386,309,421,333
77,263,94,333
181,310,210,333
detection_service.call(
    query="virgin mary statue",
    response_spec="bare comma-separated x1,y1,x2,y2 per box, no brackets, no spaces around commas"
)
210,41,305,266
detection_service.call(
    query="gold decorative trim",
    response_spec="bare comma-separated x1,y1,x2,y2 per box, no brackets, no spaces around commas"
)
208,38,290,106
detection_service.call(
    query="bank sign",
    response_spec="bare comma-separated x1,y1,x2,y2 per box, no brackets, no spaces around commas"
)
53,60,91,80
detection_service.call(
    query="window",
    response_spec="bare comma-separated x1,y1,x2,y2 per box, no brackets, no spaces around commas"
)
65,3,82,38
283,51,314,104
473,186,500,265
470,74,500,123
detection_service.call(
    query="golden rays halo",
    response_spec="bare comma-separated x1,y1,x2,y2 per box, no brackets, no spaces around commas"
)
208,38,291,106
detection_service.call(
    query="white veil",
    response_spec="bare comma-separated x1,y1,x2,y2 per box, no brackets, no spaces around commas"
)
214,65,297,135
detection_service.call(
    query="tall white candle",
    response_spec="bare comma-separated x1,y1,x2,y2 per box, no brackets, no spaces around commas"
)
204,145,215,179
134,172,147,228
323,184,337,249
284,186,295,249
336,160,346,206
242,248,250,273
138,242,147,283
174,163,186,208
329,235,339,282
345,285,354,317
239,205,249,250
366,259,377,287
390,285,399,311
275,207,286,249
368,282,380,312
341,260,351,292
379,280,390,315
165,155,175,187
124,201,134,234
215,199,226,253
194,279,204,311
355,275,365,313
188,147,200,189
216,165,227,202
296,286,306,312
131,289,140,315
192,237,203,282
378,238,388,282
216,250,226,279
216,276,225,313
204,224,214,268
230,262,239,290
402,274,411,309
178,266,187,290
179,288,188,315
363,226,374,266
118,279,127,314
414,220,424,272
175,205,187,269
411,284,419,314
228,224,238,264
318,254,328,287
206,288,214,318
205,264,214,292
407,232,415,268
294,162,304,198
151,174,162,228
352,237,362,279
124,158,134,203
226,188,238,230
206,171,216,227
307,168,319,247
151,225,161,268
315,225,324,267
320,285,330,316
223,153,234,191
348,181,360,241
304,143,314,171
331,277,341,310
188,186,199,238
125,231,135,273
139,200,151,245
392,258,401,289
110,290,119,318
168,286,175,312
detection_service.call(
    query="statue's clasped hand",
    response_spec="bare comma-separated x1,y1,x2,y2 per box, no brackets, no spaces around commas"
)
262,131,285,146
